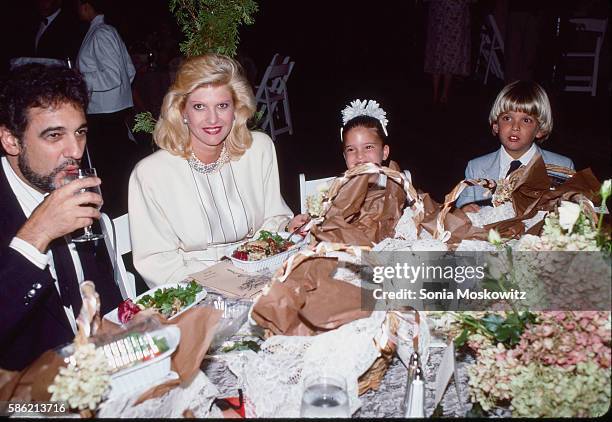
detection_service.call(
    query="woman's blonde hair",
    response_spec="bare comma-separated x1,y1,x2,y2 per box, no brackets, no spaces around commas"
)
153,54,256,159
488,80,553,141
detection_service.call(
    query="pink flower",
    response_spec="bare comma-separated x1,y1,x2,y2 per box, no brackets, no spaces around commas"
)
574,332,589,346
540,324,555,337
552,312,567,322
562,321,576,330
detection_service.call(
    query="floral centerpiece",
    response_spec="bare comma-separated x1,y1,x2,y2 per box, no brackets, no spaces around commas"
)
462,311,610,417
305,181,331,218
437,180,612,417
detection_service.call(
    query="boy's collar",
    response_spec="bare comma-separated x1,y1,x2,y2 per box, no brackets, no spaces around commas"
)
499,143,538,165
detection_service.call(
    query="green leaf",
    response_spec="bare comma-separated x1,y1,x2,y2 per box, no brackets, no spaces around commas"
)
132,111,157,134
481,313,504,334
454,328,470,348
495,325,512,342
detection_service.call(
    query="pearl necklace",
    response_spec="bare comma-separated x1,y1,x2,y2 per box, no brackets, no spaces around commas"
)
188,144,230,174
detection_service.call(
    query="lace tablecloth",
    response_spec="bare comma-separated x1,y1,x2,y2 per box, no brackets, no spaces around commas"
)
99,293,481,418
202,325,476,418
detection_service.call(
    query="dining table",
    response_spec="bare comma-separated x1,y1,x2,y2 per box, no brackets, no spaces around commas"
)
96,286,484,419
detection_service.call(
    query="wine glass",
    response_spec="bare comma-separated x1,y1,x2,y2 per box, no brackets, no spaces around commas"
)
300,371,350,418
65,168,105,243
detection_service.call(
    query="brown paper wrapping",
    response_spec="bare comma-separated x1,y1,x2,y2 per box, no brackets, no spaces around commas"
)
0,351,64,403
311,162,408,246
419,155,602,245
251,255,372,336
130,306,222,404
0,306,222,408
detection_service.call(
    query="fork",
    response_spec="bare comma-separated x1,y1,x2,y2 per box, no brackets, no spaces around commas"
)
284,220,310,241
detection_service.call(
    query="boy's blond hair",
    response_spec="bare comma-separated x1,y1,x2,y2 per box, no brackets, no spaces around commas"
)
488,80,553,141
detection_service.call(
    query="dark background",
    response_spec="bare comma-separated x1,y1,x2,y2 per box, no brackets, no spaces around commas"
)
1,0,610,213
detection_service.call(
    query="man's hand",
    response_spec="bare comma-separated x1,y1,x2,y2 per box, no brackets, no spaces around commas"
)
460,203,481,214
16,177,103,252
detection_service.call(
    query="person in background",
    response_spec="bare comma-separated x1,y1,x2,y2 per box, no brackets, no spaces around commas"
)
129,54,308,287
456,80,575,211
0,64,122,370
76,0,137,217
423,0,471,106
29,0,86,63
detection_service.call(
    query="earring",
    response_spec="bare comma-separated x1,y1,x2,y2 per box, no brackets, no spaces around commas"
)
183,117,188,124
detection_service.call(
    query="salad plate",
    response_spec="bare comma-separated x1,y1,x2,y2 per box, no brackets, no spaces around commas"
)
104,281,207,325
227,230,307,273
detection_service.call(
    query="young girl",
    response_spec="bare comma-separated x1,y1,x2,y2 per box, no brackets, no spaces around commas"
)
340,99,412,182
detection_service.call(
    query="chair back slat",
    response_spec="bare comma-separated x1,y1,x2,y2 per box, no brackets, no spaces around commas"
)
254,53,295,140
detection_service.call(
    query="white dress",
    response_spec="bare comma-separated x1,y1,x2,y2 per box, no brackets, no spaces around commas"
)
128,132,293,287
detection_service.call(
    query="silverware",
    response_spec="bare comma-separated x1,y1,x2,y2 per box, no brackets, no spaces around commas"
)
284,220,310,241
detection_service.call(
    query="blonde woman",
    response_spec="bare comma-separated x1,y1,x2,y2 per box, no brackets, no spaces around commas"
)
129,54,307,287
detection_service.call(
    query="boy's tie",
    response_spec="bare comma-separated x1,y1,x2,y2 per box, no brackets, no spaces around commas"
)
506,160,522,177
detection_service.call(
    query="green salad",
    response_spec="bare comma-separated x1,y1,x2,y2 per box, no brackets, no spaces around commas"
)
257,230,286,244
137,280,203,318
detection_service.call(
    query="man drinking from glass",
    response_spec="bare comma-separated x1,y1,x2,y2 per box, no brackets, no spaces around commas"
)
0,63,122,370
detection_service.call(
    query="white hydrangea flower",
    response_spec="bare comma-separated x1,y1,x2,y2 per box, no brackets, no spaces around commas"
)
488,229,503,245
48,343,110,411
558,201,581,232
341,99,389,136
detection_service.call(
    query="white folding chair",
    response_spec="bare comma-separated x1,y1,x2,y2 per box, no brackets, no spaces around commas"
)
100,213,137,299
563,18,608,96
299,174,336,214
254,54,295,141
475,14,505,84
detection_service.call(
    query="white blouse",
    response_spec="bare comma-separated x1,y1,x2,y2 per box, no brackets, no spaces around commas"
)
128,132,293,287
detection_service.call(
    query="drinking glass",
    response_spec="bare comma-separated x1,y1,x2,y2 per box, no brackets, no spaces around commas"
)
300,371,350,418
65,168,105,242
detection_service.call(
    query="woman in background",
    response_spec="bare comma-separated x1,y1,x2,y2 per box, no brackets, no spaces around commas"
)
424,0,471,105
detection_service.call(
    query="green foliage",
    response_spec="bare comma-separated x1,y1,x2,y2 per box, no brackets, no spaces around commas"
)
133,1,258,133
454,311,536,349
168,0,258,57
249,109,265,130
132,111,157,134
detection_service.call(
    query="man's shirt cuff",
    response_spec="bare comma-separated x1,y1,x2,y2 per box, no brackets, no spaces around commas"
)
9,237,49,270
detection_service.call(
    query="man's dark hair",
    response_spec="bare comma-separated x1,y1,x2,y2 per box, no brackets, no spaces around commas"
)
0,64,88,141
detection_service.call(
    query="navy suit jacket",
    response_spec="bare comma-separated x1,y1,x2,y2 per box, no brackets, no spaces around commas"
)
456,146,575,208
0,167,122,370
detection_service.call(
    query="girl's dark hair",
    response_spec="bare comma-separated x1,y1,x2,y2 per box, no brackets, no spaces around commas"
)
342,115,386,144
0,64,89,141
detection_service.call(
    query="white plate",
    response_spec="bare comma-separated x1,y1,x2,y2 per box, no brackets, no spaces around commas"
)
104,282,207,325
108,326,181,397
227,232,307,273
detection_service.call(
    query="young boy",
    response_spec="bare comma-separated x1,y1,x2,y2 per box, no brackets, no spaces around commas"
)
456,80,575,211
